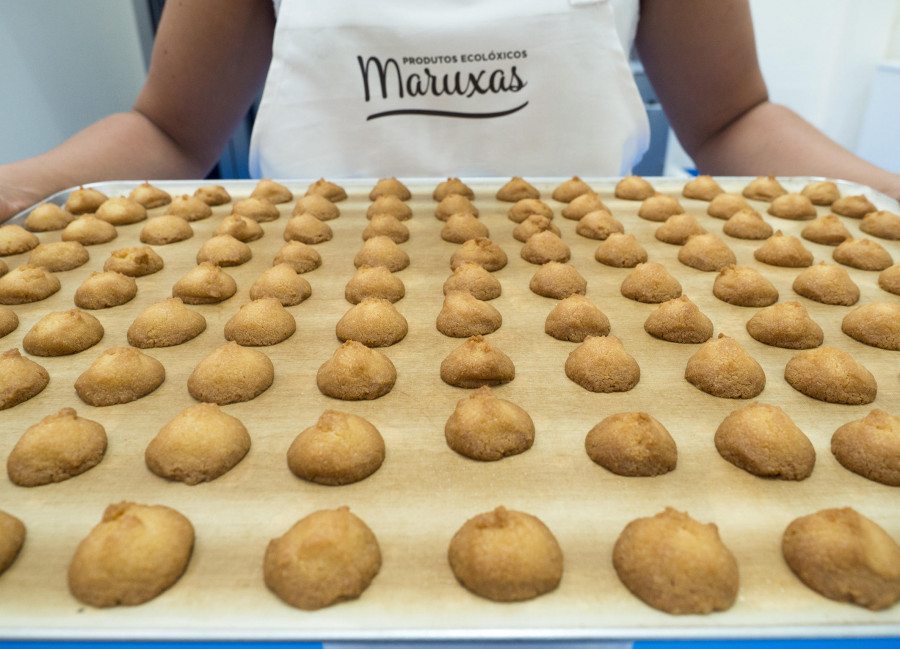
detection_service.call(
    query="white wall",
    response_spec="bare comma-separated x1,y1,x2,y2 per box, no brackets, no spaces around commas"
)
0,1,149,166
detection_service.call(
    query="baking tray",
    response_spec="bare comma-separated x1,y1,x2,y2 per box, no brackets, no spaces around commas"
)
1,177,899,641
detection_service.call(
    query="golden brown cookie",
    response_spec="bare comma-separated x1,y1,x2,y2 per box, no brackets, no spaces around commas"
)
441,213,488,243
233,196,279,222
188,341,274,404
0,264,60,305
368,177,409,201
801,181,840,206
792,262,860,305
127,297,206,348
448,506,562,602
585,412,676,477
440,335,515,388
520,231,570,265
832,410,900,486
23,309,104,356
715,403,815,480
354,235,410,272
95,196,147,225
0,305,18,339
0,349,49,410
283,213,333,244
565,335,640,392
707,193,751,220
250,263,311,306
767,193,817,220
753,231,814,267
832,194,877,219
193,184,231,206
196,234,252,267
346,264,405,304
433,177,474,201
287,410,385,485
785,346,876,405
746,301,824,349
879,264,900,295
251,178,293,204
529,261,587,299
212,214,263,242
682,175,724,201
860,210,900,240
75,347,165,407
552,176,592,202
68,502,193,607
655,213,706,245
639,194,684,222
443,262,501,301
615,175,655,200
74,271,137,309
842,302,900,350
66,186,109,214
545,295,610,342
165,194,213,221
317,341,396,400
369,194,413,220
103,245,163,277
783,507,900,610
128,182,171,209
561,191,608,220
7,408,107,487
336,297,407,347
225,298,296,346
614,507,739,615
513,214,561,243
172,262,237,304
264,507,381,610
145,403,250,485
449,237,507,272
140,215,193,245
0,510,25,576
497,176,539,202
645,296,713,343
595,233,648,268
62,215,118,245
273,240,322,274
722,208,774,240
620,262,682,303
29,240,90,272
801,214,852,246
25,203,75,232
742,175,787,201
507,197,550,223
363,213,410,243
685,334,765,399
575,210,623,240
435,193,478,221
444,386,534,461
437,291,502,338
712,265,778,307
833,237,893,271
677,233,736,271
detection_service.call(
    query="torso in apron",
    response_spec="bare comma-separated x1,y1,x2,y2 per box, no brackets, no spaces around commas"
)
249,0,649,179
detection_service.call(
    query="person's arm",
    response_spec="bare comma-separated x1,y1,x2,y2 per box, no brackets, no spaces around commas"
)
636,0,900,201
0,0,275,221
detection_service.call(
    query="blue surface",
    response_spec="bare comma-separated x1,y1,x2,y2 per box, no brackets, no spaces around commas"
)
1,641,899,649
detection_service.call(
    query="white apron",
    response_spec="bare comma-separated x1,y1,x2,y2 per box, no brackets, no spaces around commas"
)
249,0,649,179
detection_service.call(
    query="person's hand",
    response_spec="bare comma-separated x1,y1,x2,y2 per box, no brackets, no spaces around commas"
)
0,181,44,224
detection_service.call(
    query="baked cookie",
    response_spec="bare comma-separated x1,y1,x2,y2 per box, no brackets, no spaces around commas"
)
842,302,900,350
0,349,49,410
507,198,550,223
0,264,60,304
443,262,501,301
767,193,817,220
7,408,107,487
283,213,333,244
369,194,413,220
655,213,706,245
753,231,814,267
529,261,587,299
552,176,592,202
441,213,488,243
273,240,322,274
213,214,263,242
68,502,193,607
316,341,396,400
74,271,137,309
250,263,311,306
682,175,724,201
585,412,676,477
712,265,778,307
193,184,231,206
75,347,165,406
66,186,109,214
363,213,410,243
128,182,171,209
24,203,75,232
287,410,385,485
62,215,118,245
613,508,738,615
336,297,408,347
742,175,787,201
575,210,623,240
23,309,104,356
449,237,507,272
444,386,534,461
354,235,410,272
561,192,608,220
145,403,250,485
497,176,539,202
224,297,296,346
785,346,876,405
801,180,840,206
440,335,515,388
707,193,751,220
792,262,860,306
433,177,474,201
29,240,90,272
595,233,648,268
833,237,893,271
448,506,562,602
714,403,815,480
513,214,560,243
165,194,213,221
832,194,877,219
188,341,274,404
0,306,18,339
251,178,293,204
264,507,381,610
127,297,206,348
435,194,478,221
346,264,405,304
685,334,765,399
520,231,570,264
437,291,502,338
196,234,252,266
801,214,852,246
832,410,900,486
722,209,774,240
565,335,640,392
233,196,279,222
860,210,900,240
620,262,682,303
615,175,655,200
879,264,900,295
368,177,409,201
677,233,736,271
638,194,684,222
103,245,163,277
644,296,713,343
172,262,237,304
140,215,193,245
0,510,25,576
95,196,146,225
746,301,824,349
545,294,610,342
783,507,900,610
